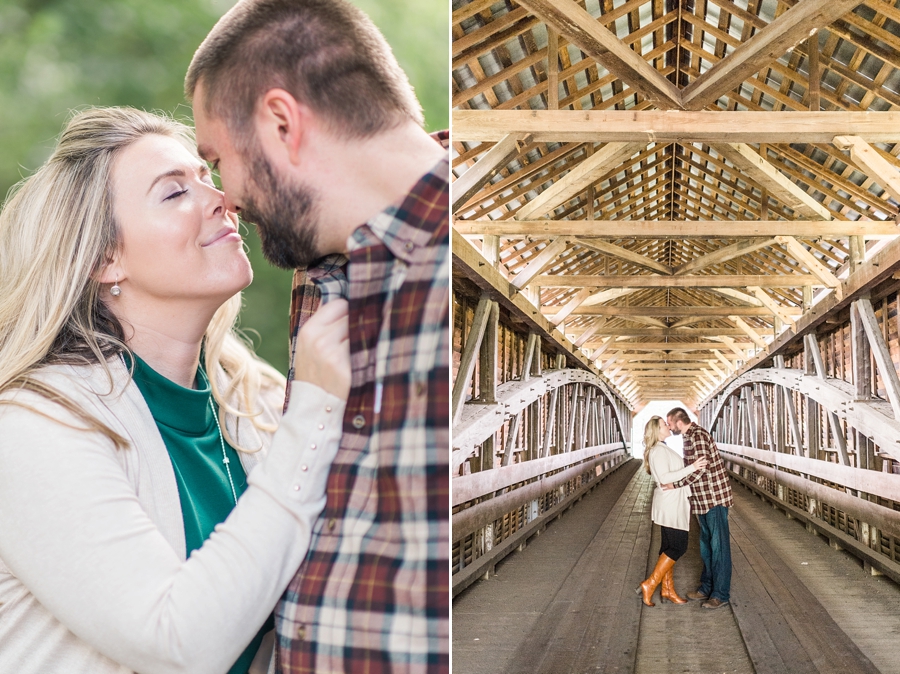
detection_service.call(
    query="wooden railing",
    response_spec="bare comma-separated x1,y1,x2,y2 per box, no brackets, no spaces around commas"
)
452,443,629,596
719,443,900,583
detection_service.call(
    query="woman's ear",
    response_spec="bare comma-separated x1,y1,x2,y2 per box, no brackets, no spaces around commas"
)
96,255,124,286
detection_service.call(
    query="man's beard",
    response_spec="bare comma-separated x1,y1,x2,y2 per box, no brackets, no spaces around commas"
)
240,147,323,270
669,426,681,436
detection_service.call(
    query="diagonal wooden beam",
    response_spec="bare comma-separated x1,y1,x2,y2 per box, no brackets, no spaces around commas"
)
510,237,569,290
713,349,736,374
680,0,868,110
833,135,900,204
550,289,593,326
709,288,764,307
728,316,767,349
669,316,708,329
451,297,492,426
572,238,673,275
573,318,606,348
515,142,644,220
715,144,832,220
717,335,751,360
514,0,683,109
452,135,523,211
747,286,796,327
589,336,619,361
775,236,843,300
674,238,776,275
581,287,640,306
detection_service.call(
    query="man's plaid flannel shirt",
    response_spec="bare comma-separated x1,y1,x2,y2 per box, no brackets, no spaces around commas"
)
275,132,449,674
673,423,734,515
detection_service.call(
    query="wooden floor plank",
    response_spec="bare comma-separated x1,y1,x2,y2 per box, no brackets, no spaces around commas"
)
730,486,881,674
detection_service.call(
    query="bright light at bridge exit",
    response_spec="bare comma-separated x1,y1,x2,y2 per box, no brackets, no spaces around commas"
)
630,400,698,460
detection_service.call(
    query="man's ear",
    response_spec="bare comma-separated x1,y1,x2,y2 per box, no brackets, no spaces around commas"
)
256,88,311,166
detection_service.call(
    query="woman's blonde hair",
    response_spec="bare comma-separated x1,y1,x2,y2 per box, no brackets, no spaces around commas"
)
0,106,284,450
642,416,666,475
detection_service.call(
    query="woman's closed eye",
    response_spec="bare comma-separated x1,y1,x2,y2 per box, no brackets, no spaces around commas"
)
165,188,188,201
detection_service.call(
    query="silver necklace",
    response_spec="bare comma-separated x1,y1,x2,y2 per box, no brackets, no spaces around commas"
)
209,398,238,505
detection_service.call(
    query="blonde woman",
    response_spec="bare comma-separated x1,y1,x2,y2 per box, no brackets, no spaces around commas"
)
0,108,349,674
635,415,707,606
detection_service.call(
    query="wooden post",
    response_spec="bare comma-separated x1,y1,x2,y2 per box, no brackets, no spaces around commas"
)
541,386,559,457
758,384,775,452
804,333,849,465
478,301,499,404
855,298,900,420
849,235,865,273
483,235,500,267
452,297,492,426
807,34,820,111
501,413,522,467
851,300,873,401
522,333,539,381
547,28,559,111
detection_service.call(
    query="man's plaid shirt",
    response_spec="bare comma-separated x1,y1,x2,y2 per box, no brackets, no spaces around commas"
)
672,423,734,515
275,132,450,674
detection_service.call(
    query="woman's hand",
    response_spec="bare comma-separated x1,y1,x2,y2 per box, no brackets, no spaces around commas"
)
293,299,351,400
692,456,709,472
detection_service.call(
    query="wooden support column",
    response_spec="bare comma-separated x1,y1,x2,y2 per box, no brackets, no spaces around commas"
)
452,297,492,426
478,301,499,404
541,387,559,458
521,333,539,381
501,413,522,467
804,333,850,465
808,34,820,111
547,29,559,111
849,235,866,273
757,384,775,452
851,301,872,401
564,383,581,452
482,235,500,267
855,298,900,421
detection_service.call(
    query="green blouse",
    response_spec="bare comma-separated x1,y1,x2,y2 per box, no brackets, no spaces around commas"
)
129,354,273,674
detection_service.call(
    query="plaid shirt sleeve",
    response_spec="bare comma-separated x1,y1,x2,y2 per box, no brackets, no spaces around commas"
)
673,424,734,514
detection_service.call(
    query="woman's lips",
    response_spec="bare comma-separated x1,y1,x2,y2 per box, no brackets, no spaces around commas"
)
202,227,241,246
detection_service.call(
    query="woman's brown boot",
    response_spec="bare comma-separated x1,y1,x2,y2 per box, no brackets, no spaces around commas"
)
635,554,675,607
660,566,687,604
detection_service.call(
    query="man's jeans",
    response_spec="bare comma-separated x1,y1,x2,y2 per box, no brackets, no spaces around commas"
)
697,505,732,601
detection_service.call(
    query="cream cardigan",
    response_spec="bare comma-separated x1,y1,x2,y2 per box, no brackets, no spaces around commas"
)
0,357,344,674
648,442,699,531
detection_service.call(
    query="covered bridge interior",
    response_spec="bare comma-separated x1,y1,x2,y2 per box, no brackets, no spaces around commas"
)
450,0,900,671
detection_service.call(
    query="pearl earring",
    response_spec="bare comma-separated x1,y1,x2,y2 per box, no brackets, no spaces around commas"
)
110,277,121,297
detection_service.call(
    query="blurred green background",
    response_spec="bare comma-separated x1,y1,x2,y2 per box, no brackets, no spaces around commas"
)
0,0,449,374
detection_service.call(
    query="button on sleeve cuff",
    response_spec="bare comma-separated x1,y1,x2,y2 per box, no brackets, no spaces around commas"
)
247,381,345,518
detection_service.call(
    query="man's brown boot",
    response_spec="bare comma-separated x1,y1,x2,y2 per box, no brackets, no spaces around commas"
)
686,589,709,601
635,554,676,607
660,567,687,604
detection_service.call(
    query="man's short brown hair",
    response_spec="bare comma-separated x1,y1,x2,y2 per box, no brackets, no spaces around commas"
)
667,407,692,425
185,0,423,143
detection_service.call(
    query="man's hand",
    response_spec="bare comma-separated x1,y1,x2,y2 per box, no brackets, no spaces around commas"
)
661,483,674,491
293,299,351,400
